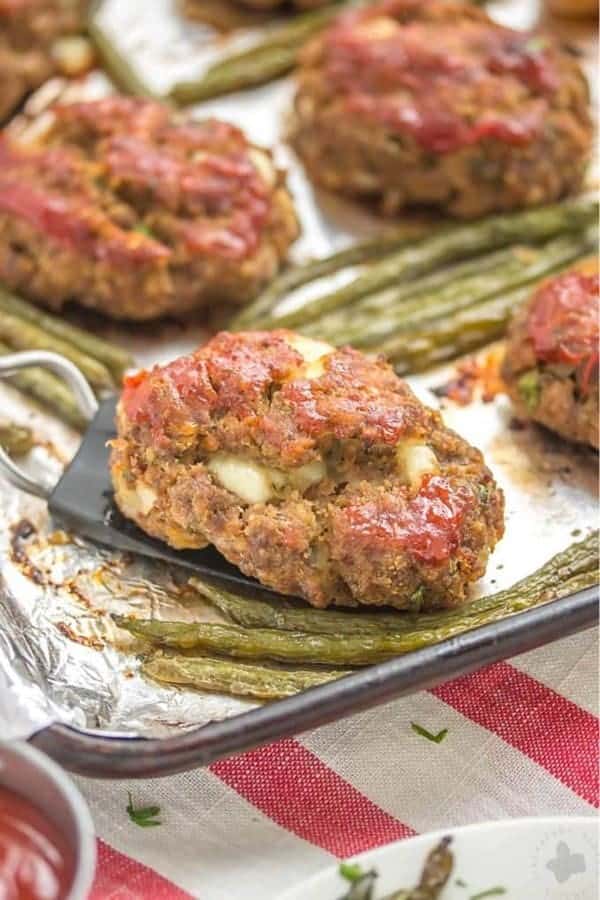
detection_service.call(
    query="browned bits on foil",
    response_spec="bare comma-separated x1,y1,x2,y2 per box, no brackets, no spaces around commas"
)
9,518,45,584
55,621,105,650
433,349,505,407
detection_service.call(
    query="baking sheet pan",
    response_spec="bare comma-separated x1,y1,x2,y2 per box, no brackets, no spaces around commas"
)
0,0,597,776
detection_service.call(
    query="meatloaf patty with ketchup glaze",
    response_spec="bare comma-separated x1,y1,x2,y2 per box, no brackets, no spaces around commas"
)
0,0,83,122
0,97,299,320
111,331,505,609
291,0,592,218
502,261,599,449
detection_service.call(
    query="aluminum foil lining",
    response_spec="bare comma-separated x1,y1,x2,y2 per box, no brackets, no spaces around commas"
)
0,0,597,740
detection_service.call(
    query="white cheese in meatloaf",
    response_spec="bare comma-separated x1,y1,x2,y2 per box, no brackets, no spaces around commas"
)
203,338,334,504
286,335,333,379
396,442,439,490
207,454,326,504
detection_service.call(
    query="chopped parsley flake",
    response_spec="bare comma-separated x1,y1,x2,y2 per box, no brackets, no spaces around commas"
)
126,792,162,828
339,862,365,883
517,370,540,412
411,722,448,744
133,223,156,239
470,888,506,899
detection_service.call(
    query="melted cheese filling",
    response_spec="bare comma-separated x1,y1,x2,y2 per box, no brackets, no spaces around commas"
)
207,339,333,503
247,147,277,188
286,335,334,379
207,453,326,504
396,442,439,489
116,479,158,518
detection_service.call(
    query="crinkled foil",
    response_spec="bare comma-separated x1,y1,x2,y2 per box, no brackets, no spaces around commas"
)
1,0,597,740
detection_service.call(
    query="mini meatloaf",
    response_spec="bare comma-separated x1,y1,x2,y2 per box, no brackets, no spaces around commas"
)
0,97,299,320
0,0,82,122
291,0,592,218
111,331,504,609
502,262,599,449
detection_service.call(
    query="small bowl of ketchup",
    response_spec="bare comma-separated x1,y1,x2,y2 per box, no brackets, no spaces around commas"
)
0,741,95,900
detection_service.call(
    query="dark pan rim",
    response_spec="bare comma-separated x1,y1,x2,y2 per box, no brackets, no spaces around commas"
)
29,584,598,779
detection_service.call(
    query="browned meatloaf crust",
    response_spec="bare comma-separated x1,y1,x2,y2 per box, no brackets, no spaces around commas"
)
502,261,599,449
291,0,592,218
111,331,505,609
0,0,82,122
0,97,299,320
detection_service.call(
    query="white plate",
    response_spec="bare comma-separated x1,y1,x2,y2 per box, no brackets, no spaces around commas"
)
279,818,598,900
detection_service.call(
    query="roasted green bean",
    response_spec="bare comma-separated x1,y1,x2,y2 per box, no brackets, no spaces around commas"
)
389,288,528,374
353,227,597,350
0,423,34,456
300,246,505,342
248,197,598,330
185,578,426,635
172,46,297,104
87,10,160,99
0,286,133,382
171,3,344,104
231,224,428,331
115,533,599,666
188,532,598,638
0,310,114,389
143,653,349,700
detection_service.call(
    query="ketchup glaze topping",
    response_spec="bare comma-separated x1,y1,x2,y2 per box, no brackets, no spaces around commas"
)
320,0,560,153
527,270,599,394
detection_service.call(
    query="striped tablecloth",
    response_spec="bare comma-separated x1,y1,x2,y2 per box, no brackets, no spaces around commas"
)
75,626,598,900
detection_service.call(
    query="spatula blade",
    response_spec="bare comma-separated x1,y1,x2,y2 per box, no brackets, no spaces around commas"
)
48,396,280,594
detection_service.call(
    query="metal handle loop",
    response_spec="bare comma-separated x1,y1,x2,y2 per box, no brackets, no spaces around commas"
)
0,350,99,500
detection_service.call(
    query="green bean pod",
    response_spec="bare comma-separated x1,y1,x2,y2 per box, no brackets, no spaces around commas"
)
171,3,345,105
0,423,34,456
232,224,428,331
188,532,598,637
364,227,597,352
0,310,114,389
0,286,134,382
143,653,349,701
249,197,598,330
114,534,599,666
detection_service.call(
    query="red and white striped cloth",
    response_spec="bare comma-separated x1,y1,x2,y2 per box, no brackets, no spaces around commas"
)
76,627,598,900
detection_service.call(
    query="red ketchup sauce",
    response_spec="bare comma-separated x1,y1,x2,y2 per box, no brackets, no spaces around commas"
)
527,272,599,395
343,475,472,564
0,785,75,900
121,332,301,448
324,7,557,153
0,180,170,267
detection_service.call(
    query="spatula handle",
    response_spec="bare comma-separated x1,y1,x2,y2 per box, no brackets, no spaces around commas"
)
0,350,98,499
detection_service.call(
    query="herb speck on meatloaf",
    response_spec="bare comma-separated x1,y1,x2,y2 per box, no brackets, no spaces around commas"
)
111,331,505,609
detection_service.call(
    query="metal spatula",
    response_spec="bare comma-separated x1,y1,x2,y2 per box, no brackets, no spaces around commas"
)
0,350,278,594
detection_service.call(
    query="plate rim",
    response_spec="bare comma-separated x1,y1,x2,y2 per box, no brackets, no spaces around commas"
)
277,815,599,900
